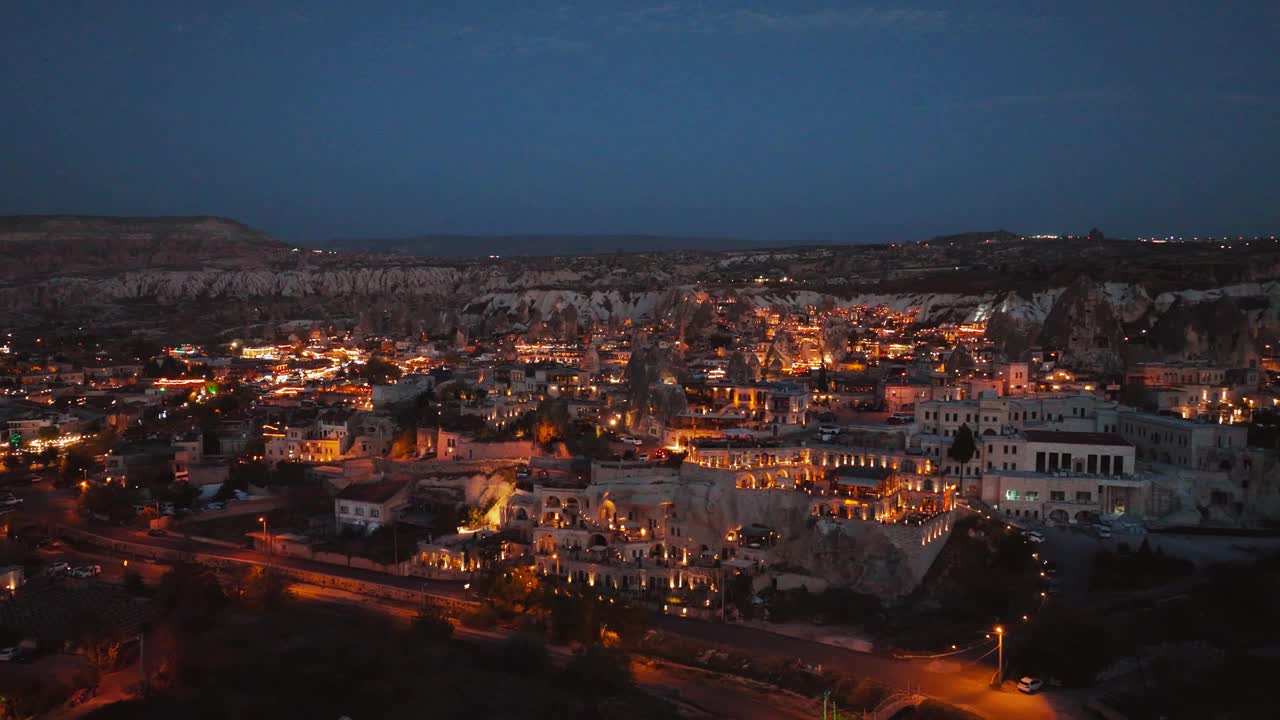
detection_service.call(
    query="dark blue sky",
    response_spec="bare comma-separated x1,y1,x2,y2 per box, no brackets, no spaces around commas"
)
2,1,1278,244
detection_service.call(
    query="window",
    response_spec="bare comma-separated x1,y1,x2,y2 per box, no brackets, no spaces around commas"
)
1050,491,1065,501
355,507,364,516
340,505,349,514
1113,456,1124,475
1076,491,1092,502
371,509,380,518
1100,455,1111,475
1005,489,1021,501
1024,491,1039,501
1036,452,1046,473
1087,454,1098,474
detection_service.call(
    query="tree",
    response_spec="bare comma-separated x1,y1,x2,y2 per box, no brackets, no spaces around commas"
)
36,426,60,443
61,448,95,483
947,423,977,465
155,564,228,629
123,571,146,596
236,566,288,611
163,481,200,509
36,447,58,467
559,645,632,696
273,461,306,486
79,483,135,524
389,430,416,459
532,399,570,446
355,357,402,385
408,602,454,643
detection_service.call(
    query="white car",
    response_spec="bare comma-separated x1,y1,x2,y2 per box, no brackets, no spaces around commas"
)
70,565,101,578
1024,530,1045,543
818,424,840,435
1017,676,1044,694
0,647,18,662
1094,525,1112,539
619,436,643,446
45,562,70,576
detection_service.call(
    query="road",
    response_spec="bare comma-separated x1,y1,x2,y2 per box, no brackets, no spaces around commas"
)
15,481,1081,718
14,480,473,600
652,615,1073,719
289,583,814,719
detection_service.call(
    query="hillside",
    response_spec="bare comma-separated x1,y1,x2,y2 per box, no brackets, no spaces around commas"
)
313,233,759,257
1,215,1278,369
0,215,286,279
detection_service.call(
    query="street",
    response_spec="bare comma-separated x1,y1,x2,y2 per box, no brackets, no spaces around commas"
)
12,480,1084,718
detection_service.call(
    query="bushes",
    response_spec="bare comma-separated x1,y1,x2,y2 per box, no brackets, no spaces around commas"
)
1090,539,1193,591
408,602,454,643
459,605,498,630
561,645,632,696
123,571,147,596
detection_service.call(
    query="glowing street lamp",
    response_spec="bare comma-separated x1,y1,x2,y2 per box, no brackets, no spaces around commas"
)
994,626,1005,686
258,516,270,565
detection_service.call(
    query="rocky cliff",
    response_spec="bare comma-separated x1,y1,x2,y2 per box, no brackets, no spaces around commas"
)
3,215,1278,365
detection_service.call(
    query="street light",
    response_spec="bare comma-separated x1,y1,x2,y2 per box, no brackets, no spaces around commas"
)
258,516,270,565
994,626,1005,687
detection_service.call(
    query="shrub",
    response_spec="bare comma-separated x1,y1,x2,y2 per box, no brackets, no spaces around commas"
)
459,605,498,631
408,603,454,643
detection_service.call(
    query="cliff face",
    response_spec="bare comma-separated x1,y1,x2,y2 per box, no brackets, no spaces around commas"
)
2,215,1276,365
1036,276,1129,372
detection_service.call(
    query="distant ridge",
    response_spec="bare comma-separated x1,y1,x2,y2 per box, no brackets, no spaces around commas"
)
310,234,769,257
0,214,285,279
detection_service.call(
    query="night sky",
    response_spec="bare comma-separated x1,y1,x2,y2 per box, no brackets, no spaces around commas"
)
2,1,1278,244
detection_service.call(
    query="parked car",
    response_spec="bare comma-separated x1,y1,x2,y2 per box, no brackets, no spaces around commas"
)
1017,677,1045,694
637,453,649,462
0,647,18,662
618,436,643,446
70,565,101,578
1094,525,1113,539
818,424,840,435
147,529,168,538
45,562,70,576
1024,530,1046,543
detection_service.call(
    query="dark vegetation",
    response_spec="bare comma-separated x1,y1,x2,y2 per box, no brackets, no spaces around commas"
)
1011,550,1280,718
82,565,669,720
884,515,1039,651
1090,538,1194,591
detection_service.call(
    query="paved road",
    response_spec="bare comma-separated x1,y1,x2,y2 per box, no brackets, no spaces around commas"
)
12,479,470,599
19,482,1080,718
652,615,1074,719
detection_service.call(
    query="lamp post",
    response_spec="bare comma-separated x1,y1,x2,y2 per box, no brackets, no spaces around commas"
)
994,626,1005,687
258,516,270,567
